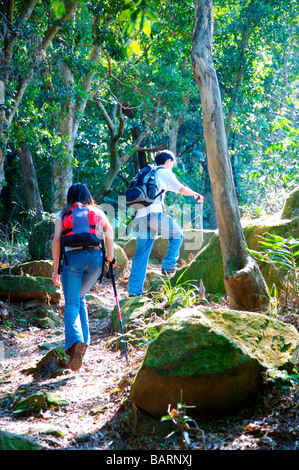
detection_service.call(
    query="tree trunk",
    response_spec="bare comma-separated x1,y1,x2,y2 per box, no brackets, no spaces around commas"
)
52,66,77,211
191,0,269,311
52,38,101,210
169,115,184,156
93,104,159,202
18,141,43,225
0,0,79,196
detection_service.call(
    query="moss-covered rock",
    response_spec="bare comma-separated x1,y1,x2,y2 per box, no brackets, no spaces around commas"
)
29,215,56,260
113,243,128,274
23,348,68,378
172,208,299,295
122,237,136,259
123,229,216,262
130,307,299,419
45,393,68,407
0,430,41,450
110,296,164,332
13,390,68,417
281,186,299,219
29,306,62,329
0,275,61,302
13,393,48,417
0,260,53,278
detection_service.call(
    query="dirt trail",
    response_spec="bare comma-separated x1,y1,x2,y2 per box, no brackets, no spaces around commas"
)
1,264,299,451
0,268,145,450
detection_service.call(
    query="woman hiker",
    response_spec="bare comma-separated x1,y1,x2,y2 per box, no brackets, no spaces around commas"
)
52,183,116,372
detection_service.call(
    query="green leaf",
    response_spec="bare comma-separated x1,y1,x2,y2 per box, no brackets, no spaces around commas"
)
118,9,131,22
142,18,151,35
50,0,65,18
131,40,142,56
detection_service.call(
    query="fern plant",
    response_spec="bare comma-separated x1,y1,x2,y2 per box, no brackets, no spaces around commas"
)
154,269,198,308
248,233,299,307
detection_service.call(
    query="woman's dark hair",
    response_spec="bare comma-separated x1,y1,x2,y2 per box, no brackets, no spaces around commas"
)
155,150,175,165
61,183,95,218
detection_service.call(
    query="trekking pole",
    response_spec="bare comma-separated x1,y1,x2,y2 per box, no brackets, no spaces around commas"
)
109,262,129,364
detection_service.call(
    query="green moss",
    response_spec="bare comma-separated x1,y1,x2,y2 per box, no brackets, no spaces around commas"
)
171,213,299,295
0,430,41,450
0,275,60,302
141,307,299,377
281,187,299,219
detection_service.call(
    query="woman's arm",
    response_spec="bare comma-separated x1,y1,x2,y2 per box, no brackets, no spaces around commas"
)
52,219,63,286
99,211,116,265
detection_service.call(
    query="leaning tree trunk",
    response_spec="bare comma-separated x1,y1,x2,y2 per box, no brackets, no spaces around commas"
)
18,140,43,225
52,65,77,212
191,0,269,311
52,38,101,211
0,0,79,196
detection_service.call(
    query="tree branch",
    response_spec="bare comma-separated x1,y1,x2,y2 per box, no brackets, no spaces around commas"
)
6,0,79,127
120,107,159,165
96,99,114,135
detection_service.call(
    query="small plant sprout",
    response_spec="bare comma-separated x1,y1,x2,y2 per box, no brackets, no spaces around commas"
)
161,393,206,450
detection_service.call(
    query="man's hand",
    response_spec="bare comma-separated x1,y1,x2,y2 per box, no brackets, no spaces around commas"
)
194,194,204,203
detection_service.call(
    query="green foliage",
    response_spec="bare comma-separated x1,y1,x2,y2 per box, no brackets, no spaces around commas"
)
267,368,299,388
248,233,299,307
0,221,29,265
154,270,198,309
1,0,298,229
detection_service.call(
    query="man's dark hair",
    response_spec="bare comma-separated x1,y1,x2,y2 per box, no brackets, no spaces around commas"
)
155,150,175,166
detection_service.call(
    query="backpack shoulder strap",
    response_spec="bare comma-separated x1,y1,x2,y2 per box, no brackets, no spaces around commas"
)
153,166,165,198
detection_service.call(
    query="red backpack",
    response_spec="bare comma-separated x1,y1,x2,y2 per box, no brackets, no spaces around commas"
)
58,203,105,279
61,202,103,247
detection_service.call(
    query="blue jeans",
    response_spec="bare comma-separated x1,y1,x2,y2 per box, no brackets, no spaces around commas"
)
128,213,183,296
61,247,103,352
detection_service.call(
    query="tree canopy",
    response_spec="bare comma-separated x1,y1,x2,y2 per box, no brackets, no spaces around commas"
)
0,0,298,233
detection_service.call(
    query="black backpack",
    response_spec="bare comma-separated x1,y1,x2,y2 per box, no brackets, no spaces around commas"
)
125,165,164,208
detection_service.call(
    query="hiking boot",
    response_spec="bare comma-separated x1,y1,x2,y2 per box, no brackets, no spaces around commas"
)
68,342,85,372
161,268,176,276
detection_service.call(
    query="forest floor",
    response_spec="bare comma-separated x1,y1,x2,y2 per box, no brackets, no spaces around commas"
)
0,261,299,454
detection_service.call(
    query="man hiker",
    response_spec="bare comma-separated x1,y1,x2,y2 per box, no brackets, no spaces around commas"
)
128,150,204,297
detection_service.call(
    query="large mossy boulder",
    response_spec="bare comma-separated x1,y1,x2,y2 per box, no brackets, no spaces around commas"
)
29,216,56,260
281,187,299,219
123,229,216,262
130,307,299,419
172,189,299,295
0,275,61,302
113,243,128,274
0,260,53,278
